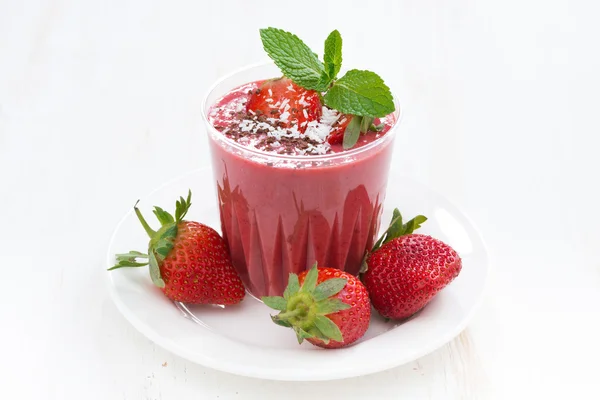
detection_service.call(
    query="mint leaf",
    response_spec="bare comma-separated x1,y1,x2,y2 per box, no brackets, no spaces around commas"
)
360,116,374,133
324,69,395,117
323,30,342,81
370,122,385,132
343,116,362,150
260,28,328,92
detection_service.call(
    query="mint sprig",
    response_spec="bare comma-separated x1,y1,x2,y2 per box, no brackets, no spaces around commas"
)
323,30,343,81
324,70,394,118
260,28,328,92
259,28,396,148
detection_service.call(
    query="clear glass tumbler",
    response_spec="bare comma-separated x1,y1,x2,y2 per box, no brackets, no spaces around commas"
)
202,63,400,297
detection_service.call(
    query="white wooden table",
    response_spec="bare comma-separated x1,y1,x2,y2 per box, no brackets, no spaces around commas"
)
2,0,599,398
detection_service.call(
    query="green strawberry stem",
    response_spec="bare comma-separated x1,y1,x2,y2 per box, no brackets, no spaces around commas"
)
108,190,193,289
370,214,402,253
262,263,350,345
134,200,157,238
371,209,428,253
360,209,428,274
276,308,303,321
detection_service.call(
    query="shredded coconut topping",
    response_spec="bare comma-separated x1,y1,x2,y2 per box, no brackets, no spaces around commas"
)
228,106,339,155
209,82,351,156
239,120,255,132
298,96,309,107
321,107,341,125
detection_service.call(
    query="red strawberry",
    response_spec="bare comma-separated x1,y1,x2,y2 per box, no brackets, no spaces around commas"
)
361,210,462,320
109,191,245,305
246,77,321,132
326,114,352,145
262,263,370,349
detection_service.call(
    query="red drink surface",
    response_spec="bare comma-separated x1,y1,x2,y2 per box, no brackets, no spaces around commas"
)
206,80,397,297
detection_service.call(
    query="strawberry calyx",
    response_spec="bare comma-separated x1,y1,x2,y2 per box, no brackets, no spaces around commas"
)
360,208,428,273
371,208,428,253
262,263,350,345
108,190,193,289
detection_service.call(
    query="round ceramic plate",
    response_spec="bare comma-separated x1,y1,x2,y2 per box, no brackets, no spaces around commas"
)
106,167,489,381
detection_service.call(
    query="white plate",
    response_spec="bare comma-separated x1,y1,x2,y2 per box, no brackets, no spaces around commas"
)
106,167,489,381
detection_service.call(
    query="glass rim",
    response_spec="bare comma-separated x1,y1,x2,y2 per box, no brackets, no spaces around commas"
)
200,61,403,162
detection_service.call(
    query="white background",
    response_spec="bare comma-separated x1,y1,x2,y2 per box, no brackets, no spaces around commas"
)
1,0,599,398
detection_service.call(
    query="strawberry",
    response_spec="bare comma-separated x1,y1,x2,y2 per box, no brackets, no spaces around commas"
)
246,77,321,132
262,263,371,349
326,114,352,145
361,210,462,320
109,191,245,305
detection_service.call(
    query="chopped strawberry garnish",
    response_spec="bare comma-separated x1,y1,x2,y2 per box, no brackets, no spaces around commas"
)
246,77,321,133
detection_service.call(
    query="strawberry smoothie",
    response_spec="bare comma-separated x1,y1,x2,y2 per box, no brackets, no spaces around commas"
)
203,65,399,297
